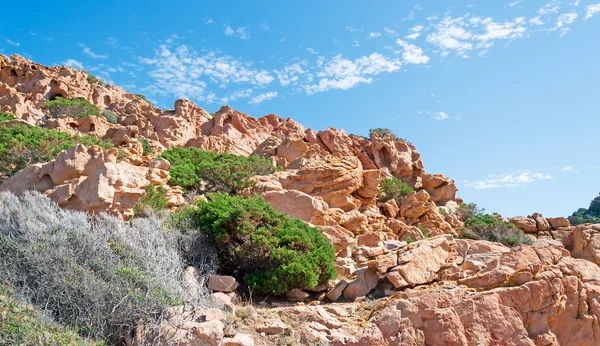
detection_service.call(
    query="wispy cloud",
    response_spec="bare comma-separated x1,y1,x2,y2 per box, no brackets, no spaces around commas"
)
63,59,84,70
405,25,424,40
562,166,573,172
224,25,251,40
80,44,108,59
304,53,401,94
106,37,119,48
585,3,600,19
259,21,270,31
417,110,453,120
345,26,363,32
5,39,20,47
249,91,278,104
204,18,214,24
368,32,382,39
465,171,553,189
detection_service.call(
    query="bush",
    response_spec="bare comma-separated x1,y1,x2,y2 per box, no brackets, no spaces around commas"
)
139,138,153,155
0,285,99,346
0,124,113,182
42,97,100,119
135,94,153,105
101,109,118,124
86,73,105,87
377,177,414,205
568,194,600,225
0,111,16,121
134,185,168,217
460,207,532,247
160,147,277,194
0,191,213,343
369,128,410,144
172,193,336,295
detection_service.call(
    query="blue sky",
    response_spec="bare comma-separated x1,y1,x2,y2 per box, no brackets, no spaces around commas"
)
1,0,600,217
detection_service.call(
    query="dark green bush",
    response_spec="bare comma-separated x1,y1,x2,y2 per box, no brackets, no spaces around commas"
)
101,109,118,124
460,206,532,247
0,124,113,182
378,177,414,205
0,285,99,345
0,111,16,121
0,191,213,343
134,185,168,217
139,138,153,155
160,147,277,194
568,194,600,225
135,94,153,105
173,193,336,295
42,97,100,119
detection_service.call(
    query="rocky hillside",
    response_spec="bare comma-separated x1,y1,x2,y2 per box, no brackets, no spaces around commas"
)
1,53,600,346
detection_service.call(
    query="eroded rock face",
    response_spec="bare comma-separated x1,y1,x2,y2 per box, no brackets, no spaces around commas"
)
0,144,183,219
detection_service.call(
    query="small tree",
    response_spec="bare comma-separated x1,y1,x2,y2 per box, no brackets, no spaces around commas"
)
378,177,414,205
101,109,118,124
138,138,153,155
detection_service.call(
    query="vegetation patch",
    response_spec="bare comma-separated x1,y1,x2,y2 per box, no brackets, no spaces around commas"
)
101,109,118,124
134,184,168,217
86,73,105,87
377,177,414,205
160,147,277,194
172,193,336,295
139,138,153,155
569,193,600,225
0,124,112,182
0,111,16,121
0,191,212,343
42,97,100,119
0,285,99,346
369,128,410,144
459,203,532,247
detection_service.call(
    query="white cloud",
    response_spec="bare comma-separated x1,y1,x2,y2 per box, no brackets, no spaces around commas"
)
345,26,364,32
509,0,523,7
306,47,318,54
529,16,545,25
562,166,573,172
63,59,84,70
465,171,553,189
106,37,119,48
249,91,278,104
352,39,360,47
368,32,382,39
426,15,475,58
5,39,20,47
539,0,561,15
204,18,214,24
305,53,401,94
224,25,250,40
221,88,253,103
396,39,430,64
553,12,578,29
585,3,600,19
275,61,309,87
140,44,274,101
260,21,270,31
435,111,449,120
80,44,108,59
383,27,397,36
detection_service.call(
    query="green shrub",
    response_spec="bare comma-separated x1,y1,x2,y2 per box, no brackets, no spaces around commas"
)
135,94,153,105
369,128,410,144
173,193,336,295
0,285,100,346
134,185,168,217
101,109,118,124
0,125,113,182
460,208,532,247
42,97,100,119
568,194,600,225
0,191,213,343
86,73,105,86
139,138,153,155
0,111,16,121
160,147,277,194
377,177,414,205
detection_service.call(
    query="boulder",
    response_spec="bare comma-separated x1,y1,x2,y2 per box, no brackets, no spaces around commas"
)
509,216,538,233
532,212,551,231
343,268,379,300
207,275,238,293
547,217,571,229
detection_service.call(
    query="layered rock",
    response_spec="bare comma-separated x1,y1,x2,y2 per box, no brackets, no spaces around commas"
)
0,144,183,219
